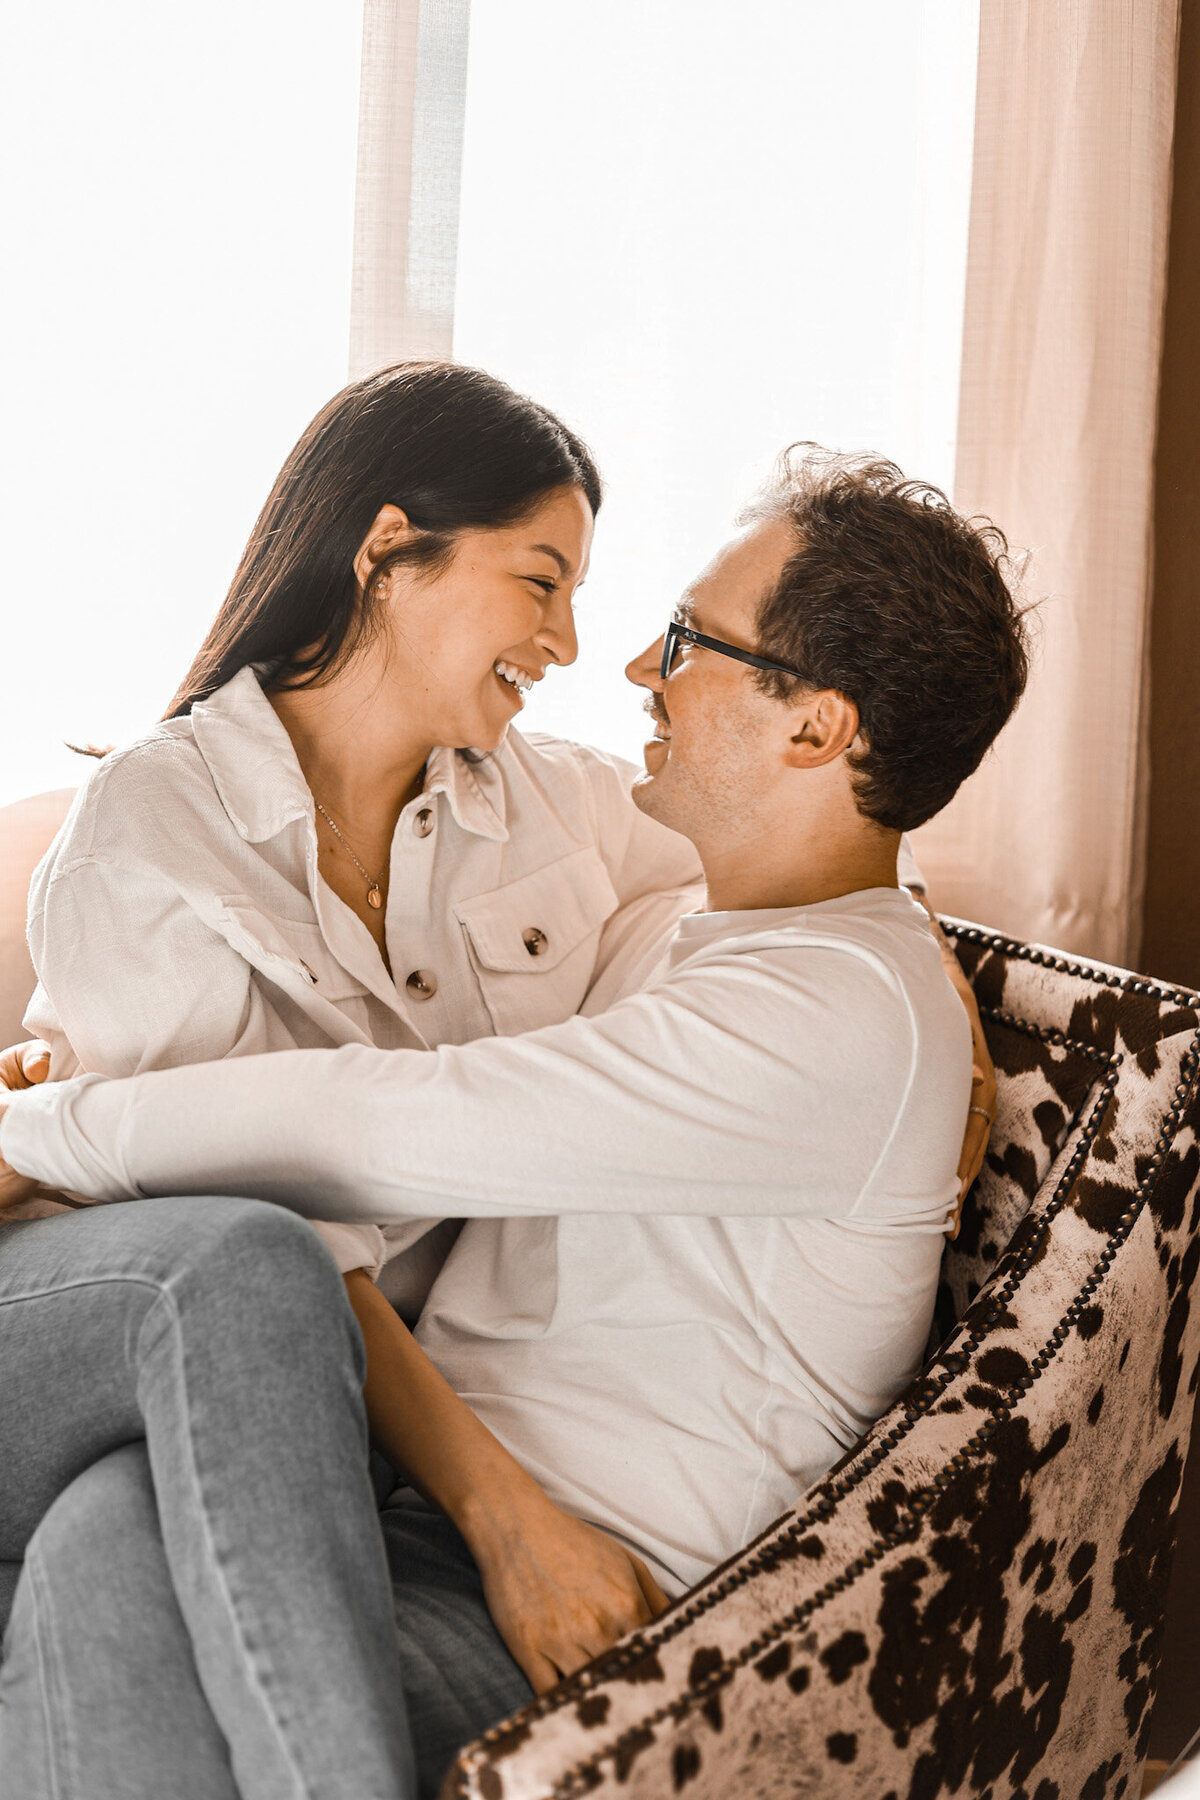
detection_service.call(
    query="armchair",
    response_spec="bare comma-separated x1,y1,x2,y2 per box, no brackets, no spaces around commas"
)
443,922,1200,1800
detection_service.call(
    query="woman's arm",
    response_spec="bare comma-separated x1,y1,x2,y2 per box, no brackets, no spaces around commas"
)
574,748,705,1015
27,851,391,1275
916,894,997,1226
0,1047,667,1684
344,1270,668,1692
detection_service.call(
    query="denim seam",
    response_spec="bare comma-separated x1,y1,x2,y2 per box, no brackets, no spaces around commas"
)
136,1281,316,1800
0,1272,172,1311
22,1542,73,1800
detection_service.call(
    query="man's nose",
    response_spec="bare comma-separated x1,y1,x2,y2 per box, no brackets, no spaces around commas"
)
625,635,665,690
537,592,579,668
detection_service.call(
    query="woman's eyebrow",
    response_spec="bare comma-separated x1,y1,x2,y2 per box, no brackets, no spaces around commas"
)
529,543,570,576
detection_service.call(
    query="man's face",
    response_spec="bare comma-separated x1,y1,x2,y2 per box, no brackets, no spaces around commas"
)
624,514,799,845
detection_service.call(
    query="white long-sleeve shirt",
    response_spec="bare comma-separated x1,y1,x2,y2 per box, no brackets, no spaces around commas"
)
20,665,705,1296
6,887,971,1594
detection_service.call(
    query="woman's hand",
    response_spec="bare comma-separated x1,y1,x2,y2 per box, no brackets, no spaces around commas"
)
958,1001,997,1216
462,1491,670,1694
916,905,996,1230
938,944,996,1221
342,1266,670,1694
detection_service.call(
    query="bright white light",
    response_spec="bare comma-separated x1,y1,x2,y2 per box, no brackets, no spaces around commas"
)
0,1,363,807
3,1,978,804
454,0,980,764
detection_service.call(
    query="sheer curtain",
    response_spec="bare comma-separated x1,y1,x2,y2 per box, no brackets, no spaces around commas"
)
912,0,1182,965
350,0,470,372
361,0,980,767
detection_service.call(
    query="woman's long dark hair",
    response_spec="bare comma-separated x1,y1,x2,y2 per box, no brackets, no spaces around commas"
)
166,361,602,717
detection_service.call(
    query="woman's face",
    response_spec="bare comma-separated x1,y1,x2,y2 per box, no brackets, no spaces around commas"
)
356,484,593,751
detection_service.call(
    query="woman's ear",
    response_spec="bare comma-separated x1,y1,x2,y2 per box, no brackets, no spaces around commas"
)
352,504,415,591
784,690,860,770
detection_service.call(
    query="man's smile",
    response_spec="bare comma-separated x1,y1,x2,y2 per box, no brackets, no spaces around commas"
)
644,696,671,741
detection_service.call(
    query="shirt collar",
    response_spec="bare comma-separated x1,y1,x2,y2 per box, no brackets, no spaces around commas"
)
190,667,313,843
423,745,509,842
666,887,922,967
190,667,510,845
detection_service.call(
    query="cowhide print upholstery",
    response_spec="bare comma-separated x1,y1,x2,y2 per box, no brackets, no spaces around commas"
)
440,922,1200,1800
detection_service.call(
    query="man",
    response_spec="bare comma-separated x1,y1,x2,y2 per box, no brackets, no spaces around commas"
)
0,447,1027,1800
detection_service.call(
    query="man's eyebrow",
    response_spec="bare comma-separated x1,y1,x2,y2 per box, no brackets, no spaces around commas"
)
674,595,698,627
529,543,570,576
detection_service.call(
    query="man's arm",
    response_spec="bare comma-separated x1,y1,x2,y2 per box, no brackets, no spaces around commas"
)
0,1042,59,1213
0,939,960,1228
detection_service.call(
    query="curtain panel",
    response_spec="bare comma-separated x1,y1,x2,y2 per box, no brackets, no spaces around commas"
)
912,0,1181,967
349,0,471,377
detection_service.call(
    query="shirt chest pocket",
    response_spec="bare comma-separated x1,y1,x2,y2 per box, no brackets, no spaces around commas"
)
453,847,619,1037
214,899,375,1046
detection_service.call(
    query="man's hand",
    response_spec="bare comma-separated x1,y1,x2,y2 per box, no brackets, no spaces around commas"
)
0,1038,51,1214
464,1491,671,1694
0,1038,50,1091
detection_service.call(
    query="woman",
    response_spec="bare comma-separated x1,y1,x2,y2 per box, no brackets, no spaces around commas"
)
0,362,706,1800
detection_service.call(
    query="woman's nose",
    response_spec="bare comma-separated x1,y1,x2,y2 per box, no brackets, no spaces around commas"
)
537,591,579,668
625,635,665,690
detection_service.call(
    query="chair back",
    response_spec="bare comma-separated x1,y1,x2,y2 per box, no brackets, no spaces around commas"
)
0,789,75,1049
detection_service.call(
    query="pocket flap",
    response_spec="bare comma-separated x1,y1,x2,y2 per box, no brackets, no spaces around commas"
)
453,848,619,974
214,899,369,1001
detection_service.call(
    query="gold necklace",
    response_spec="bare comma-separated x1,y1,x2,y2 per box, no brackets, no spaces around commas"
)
314,800,386,910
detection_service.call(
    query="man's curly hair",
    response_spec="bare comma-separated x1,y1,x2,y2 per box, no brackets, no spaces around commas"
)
746,445,1030,832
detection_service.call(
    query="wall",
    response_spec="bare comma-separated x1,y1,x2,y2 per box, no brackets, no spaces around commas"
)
1145,0,1200,1763
1142,0,1200,993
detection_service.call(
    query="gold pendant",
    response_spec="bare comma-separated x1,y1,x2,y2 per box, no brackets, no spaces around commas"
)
367,885,383,910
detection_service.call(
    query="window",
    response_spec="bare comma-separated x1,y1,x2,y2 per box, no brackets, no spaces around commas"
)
453,0,980,761
3,0,978,799
0,1,363,806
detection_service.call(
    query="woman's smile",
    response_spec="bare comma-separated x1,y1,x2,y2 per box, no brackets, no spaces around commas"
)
493,660,537,707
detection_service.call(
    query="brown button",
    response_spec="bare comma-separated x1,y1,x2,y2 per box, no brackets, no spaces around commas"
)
414,808,435,838
523,928,548,957
405,969,438,1000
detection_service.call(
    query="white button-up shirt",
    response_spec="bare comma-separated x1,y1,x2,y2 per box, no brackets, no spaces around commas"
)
23,665,706,1292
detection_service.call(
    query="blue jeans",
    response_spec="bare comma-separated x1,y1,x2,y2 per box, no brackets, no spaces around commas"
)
0,1198,531,1800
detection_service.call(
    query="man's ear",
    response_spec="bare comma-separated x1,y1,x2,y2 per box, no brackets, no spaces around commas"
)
353,504,415,590
783,690,860,770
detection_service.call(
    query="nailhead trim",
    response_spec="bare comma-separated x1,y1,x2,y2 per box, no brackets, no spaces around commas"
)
943,923,1200,1011
448,931,1200,1800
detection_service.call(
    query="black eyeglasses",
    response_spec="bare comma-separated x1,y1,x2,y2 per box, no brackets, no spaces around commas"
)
660,618,808,683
